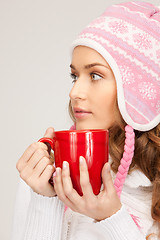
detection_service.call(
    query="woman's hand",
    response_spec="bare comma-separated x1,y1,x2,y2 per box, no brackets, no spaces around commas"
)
54,156,122,221
16,127,56,197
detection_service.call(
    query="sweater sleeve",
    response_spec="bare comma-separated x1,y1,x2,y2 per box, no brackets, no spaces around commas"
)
22,189,65,240
11,178,31,240
95,205,146,240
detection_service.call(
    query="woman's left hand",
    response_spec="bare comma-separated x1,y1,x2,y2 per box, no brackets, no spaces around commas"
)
53,156,122,221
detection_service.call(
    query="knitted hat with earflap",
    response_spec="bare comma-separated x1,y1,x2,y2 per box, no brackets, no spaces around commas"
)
70,1,160,200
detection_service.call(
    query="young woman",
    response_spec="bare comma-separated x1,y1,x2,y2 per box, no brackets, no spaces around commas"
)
13,1,160,239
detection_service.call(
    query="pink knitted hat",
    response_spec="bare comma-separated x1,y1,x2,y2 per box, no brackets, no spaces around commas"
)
70,1,160,132
69,1,160,198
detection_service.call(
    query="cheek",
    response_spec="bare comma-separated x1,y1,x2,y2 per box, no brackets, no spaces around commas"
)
95,85,117,114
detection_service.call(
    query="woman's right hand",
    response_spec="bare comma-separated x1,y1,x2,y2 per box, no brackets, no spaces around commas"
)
16,127,57,197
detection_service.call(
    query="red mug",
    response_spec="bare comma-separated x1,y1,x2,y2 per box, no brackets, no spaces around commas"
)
38,129,109,196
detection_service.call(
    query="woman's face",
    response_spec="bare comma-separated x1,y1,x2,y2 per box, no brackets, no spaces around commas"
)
69,46,117,130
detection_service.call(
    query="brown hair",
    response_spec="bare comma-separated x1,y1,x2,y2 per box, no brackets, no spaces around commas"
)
109,114,160,225
68,100,160,224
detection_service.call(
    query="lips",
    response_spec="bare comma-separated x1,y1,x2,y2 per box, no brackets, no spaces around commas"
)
73,107,92,119
73,107,92,114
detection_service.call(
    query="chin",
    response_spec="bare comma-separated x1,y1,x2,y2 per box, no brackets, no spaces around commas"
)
76,122,107,130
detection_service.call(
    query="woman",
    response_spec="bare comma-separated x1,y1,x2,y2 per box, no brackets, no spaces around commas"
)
13,1,160,239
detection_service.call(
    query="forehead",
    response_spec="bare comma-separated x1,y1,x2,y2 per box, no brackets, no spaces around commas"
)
72,46,110,68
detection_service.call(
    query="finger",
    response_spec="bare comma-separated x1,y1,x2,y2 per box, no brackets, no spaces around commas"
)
20,153,49,181
42,127,55,154
54,168,67,200
32,156,52,178
20,164,34,181
62,161,81,203
53,168,64,198
18,147,49,173
27,149,49,169
40,164,55,183
27,165,57,197
16,142,48,172
79,156,95,198
102,162,115,193
43,127,55,138
54,168,77,210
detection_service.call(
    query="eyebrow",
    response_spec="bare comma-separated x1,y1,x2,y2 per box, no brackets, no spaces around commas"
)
70,63,110,70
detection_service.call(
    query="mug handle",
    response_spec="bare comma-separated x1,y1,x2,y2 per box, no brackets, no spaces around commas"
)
38,137,55,151
38,137,56,185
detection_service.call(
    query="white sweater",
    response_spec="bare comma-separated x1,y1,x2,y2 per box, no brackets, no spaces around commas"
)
11,168,160,240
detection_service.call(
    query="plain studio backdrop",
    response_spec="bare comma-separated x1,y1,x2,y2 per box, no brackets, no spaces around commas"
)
0,0,159,239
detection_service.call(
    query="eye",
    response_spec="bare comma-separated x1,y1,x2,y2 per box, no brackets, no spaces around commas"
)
69,72,102,83
70,73,78,83
91,73,102,81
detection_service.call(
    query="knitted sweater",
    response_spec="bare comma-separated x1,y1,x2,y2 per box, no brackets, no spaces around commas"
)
11,168,160,240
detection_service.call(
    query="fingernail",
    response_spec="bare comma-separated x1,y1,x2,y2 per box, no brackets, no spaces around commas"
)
56,167,61,175
79,156,84,165
53,171,56,177
63,161,68,170
52,171,56,184
107,163,110,172
48,165,53,169
53,162,56,167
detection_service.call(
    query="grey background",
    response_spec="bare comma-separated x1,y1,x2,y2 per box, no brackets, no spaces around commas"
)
0,0,159,239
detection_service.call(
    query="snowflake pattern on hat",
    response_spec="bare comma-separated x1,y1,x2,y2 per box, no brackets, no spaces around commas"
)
138,82,157,100
119,65,135,85
108,20,129,34
156,49,160,59
133,33,153,50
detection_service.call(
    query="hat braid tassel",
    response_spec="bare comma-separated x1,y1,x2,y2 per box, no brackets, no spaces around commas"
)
114,125,135,198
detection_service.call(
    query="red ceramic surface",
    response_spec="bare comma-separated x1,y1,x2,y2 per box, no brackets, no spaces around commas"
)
38,129,109,196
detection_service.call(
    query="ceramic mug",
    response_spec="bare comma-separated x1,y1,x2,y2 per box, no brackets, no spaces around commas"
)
38,129,109,196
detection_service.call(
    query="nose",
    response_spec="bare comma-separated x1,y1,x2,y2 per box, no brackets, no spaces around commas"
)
69,76,88,101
